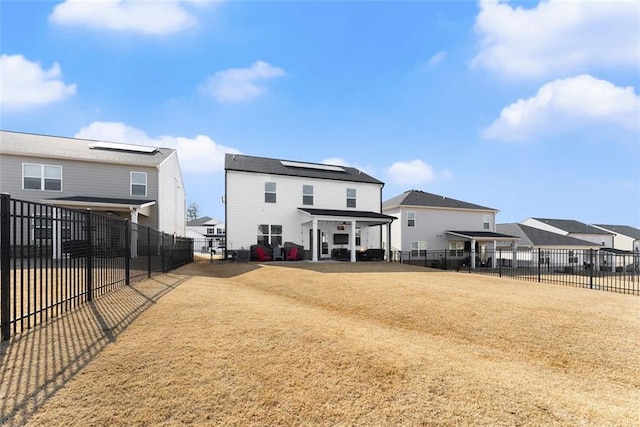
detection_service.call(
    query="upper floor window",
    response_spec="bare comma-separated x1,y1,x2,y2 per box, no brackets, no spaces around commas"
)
131,172,147,196
23,163,62,191
407,211,415,227
303,185,314,205
265,182,277,203
217,228,225,235
483,214,490,230
207,227,215,235
346,188,356,208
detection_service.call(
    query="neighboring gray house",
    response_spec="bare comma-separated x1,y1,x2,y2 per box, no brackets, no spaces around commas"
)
382,190,517,268
521,218,614,247
225,153,395,262
496,223,602,269
0,130,186,237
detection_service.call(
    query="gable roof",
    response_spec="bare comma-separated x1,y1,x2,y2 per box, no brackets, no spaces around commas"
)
224,153,383,185
383,190,496,211
593,224,640,239
0,130,175,167
529,218,613,235
187,216,221,226
497,223,602,248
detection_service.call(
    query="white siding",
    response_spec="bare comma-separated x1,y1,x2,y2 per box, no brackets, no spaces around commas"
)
157,152,186,235
226,170,383,251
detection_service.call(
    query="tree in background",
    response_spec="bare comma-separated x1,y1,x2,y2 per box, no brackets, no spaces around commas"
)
187,201,199,222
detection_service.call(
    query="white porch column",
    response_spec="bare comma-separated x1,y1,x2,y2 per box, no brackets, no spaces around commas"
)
386,222,392,262
312,218,318,262
470,239,476,269
350,220,357,262
492,240,497,268
130,208,139,258
512,241,518,268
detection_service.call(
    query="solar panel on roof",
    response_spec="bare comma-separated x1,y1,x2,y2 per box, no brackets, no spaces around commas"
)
89,141,158,153
280,160,345,172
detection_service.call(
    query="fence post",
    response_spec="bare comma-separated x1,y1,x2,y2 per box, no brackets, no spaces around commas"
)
499,248,502,278
125,220,130,286
147,227,151,278
589,249,594,289
161,232,166,273
85,210,93,302
537,248,541,283
1,194,11,341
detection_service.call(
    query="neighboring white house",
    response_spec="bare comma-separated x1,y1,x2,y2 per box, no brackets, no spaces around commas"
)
591,224,640,252
382,190,518,268
521,218,614,247
186,216,225,254
496,223,602,270
224,153,395,262
591,224,640,272
0,130,187,236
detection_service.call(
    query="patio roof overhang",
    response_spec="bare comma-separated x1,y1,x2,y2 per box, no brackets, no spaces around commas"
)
41,196,156,216
446,230,519,242
298,208,396,227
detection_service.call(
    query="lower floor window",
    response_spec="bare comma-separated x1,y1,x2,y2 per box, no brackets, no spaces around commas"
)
257,224,282,246
449,242,464,257
411,241,427,257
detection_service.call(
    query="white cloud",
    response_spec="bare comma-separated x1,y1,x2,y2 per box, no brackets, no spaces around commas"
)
75,122,240,173
49,0,198,36
472,0,640,78
428,51,447,67
385,160,435,185
200,61,286,103
0,54,76,111
483,74,640,141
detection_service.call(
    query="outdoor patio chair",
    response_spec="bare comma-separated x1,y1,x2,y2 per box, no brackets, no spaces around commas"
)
286,246,299,261
273,246,284,261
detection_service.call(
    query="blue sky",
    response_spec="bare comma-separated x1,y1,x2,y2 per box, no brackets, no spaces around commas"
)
2,0,639,227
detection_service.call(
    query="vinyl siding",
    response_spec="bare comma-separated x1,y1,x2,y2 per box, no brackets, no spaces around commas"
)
157,152,186,235
226,170,383,251
0,154,158,202
383,205,496,252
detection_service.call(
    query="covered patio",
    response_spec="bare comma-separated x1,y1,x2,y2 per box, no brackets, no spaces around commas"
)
298,208,396,262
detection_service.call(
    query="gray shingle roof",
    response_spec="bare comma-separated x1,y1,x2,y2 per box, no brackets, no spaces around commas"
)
530,218,613,235
187,216,217,226
224,153,383,185
593,224,640,239
383,190,496,211
497,223,602,247
1,130,174,166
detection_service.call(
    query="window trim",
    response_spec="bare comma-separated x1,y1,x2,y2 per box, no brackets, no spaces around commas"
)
257,224,283,246
449,241,464,257
131,171,147,197
265,182,277,203
407,211,415,227
346,188,356,208
483,214,491,230
23,163,63,191
303,185,314,206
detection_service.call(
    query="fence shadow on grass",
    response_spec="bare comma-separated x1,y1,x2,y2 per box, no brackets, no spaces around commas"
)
0,273,190,426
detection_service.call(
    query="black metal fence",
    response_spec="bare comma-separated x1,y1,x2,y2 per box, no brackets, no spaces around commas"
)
391,248,640,295
0,194,193,340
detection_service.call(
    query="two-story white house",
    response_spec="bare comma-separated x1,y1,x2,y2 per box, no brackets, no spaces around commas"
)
224,154,395,262
186,216,225,254
0,130,186,236
382,190,517,268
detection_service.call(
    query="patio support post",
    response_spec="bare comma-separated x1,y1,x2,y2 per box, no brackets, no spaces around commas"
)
470,239,476,269
492,240,497,268
386,222,391,262
512,241,518,269
350,220,356,263
312,218,318,262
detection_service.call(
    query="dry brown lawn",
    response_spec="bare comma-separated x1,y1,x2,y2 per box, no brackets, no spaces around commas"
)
1,261,638,426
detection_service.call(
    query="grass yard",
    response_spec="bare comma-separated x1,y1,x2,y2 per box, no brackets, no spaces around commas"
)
2,261,638,426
